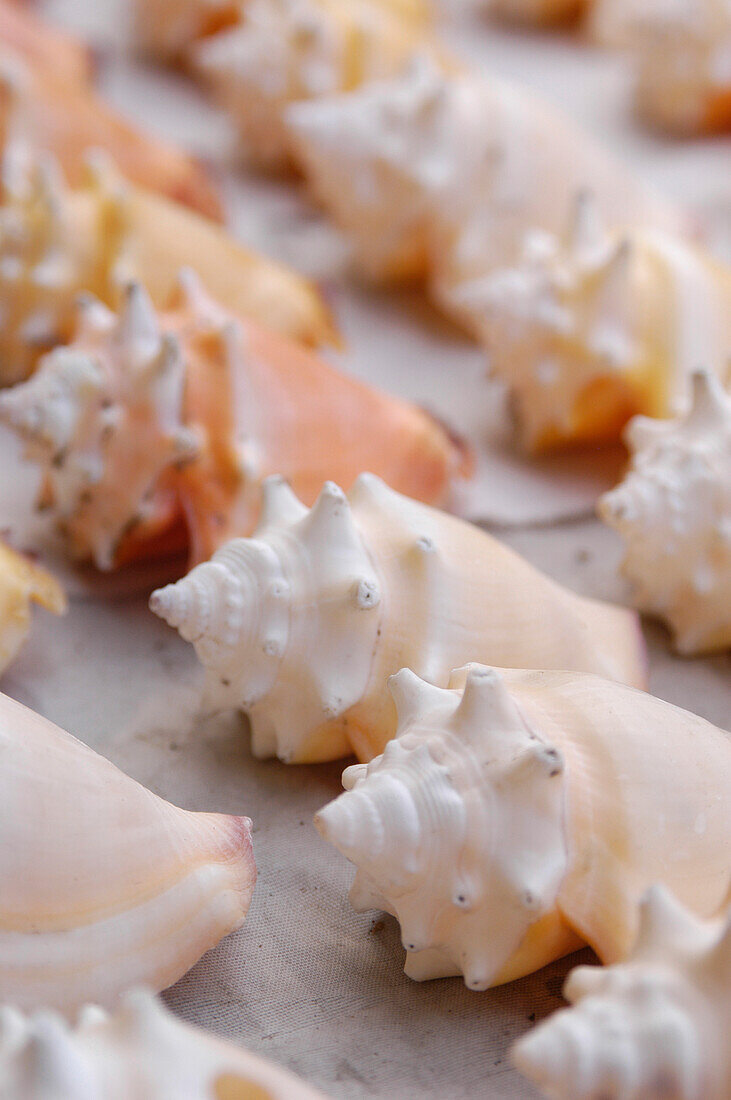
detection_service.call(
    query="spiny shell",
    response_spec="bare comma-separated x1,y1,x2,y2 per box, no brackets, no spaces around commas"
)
150,474,646,764
0,28,221,221
133,0,242,62
513,886,731,1100
0,274,463,569
454,195,731,450
0,691,256,1012
0,989,328,1099
599,370,731,655
315,666,731,990
193,0,434,170
287,59,683,292
0,540,65,675
593,0,731,134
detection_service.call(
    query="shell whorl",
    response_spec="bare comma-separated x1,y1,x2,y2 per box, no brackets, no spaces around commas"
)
315,665,569,990
0,282,198,569
150,476,382,762
599,369,731,654
513,886,731,1100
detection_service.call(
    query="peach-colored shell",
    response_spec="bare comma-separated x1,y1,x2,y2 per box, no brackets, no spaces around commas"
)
0,4,222,221
0,274,466,571
0,540,65,675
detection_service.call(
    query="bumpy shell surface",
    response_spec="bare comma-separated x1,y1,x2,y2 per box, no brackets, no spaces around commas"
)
133,0,242,61
0,151,335,385
0,691,256,1013
0,27,221,221
150,474,646,764
0,540,65,674
455,197,731,450
316,666,731,990
193,0,434,170
599,370,731,654
0,275,463,569
0,989,329,1099
287,60,683,291
593,0,731,134
513,886,731,1100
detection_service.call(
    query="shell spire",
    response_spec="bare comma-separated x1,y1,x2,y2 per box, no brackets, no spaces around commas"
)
599,368,731,654
316,667,731,991
151,474,647,764
513,886,731,1100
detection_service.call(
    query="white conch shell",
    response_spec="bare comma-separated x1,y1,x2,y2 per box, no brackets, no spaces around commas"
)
193,0,432,170
592,0,731,134
599,370,731,655
287,59,684,290
455,196,731,450
150,473,646,764
0,152,127,386
0,282,199,571
0,989,328,1099
0,540,65,674
513,886,731,1100
315,666,731,990
0,691,256,1012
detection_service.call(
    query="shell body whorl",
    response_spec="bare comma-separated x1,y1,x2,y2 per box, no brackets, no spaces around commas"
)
0,691,256,1013
0,989,329,1098
316,667,731,988
599,370,731,654
513,887,731,1100
151,474,647,763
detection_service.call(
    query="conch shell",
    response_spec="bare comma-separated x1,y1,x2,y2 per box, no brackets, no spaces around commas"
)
0,989,329,1099
592,0,731,134
286,58,684,293
192,0,435,170
0,275,463,570
455,194,731,450
599,370,731,655
0,690,256,1012
0,540,65,675
0,152,335,385
0,12,221,221
150,474,646,764
513,886,731,1100
315,666,731,990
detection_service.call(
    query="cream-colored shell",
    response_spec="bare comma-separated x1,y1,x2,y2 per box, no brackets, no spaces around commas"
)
599,370,731,655
0,990,328,1099
0,283,199,570
0,691,256,1012
513,886,731,1100
592,0,731,134
455,197,731,450
150,473,646,764
315,666,731,990
193,0,432,170
0,541,65,674
286,59,683,292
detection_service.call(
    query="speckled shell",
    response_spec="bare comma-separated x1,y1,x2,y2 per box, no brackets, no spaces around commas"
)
0,990,329,1099
0,691,256,1013
592,0,731,134
192,0,435,170
599,371,731,655
0,274,463,569
286,59,683,291
0,150,336,385
454,197,731,450
150,474,646,764
0,540,65,675
315,667,731,990
0,22,221,220
513,886,731,1100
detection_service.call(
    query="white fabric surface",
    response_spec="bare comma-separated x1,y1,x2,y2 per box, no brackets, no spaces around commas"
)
2,3,730,1096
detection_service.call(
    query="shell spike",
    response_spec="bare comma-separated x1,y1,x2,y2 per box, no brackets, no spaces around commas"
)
117,281,160,361
685,368,729,431
314,792,372,857
258,476,308,530
622,411,666,453
454,664,523,740
300,480,353,542
567,188,603,260
73,292,115,339
388,669,444,726
148,579,193,635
